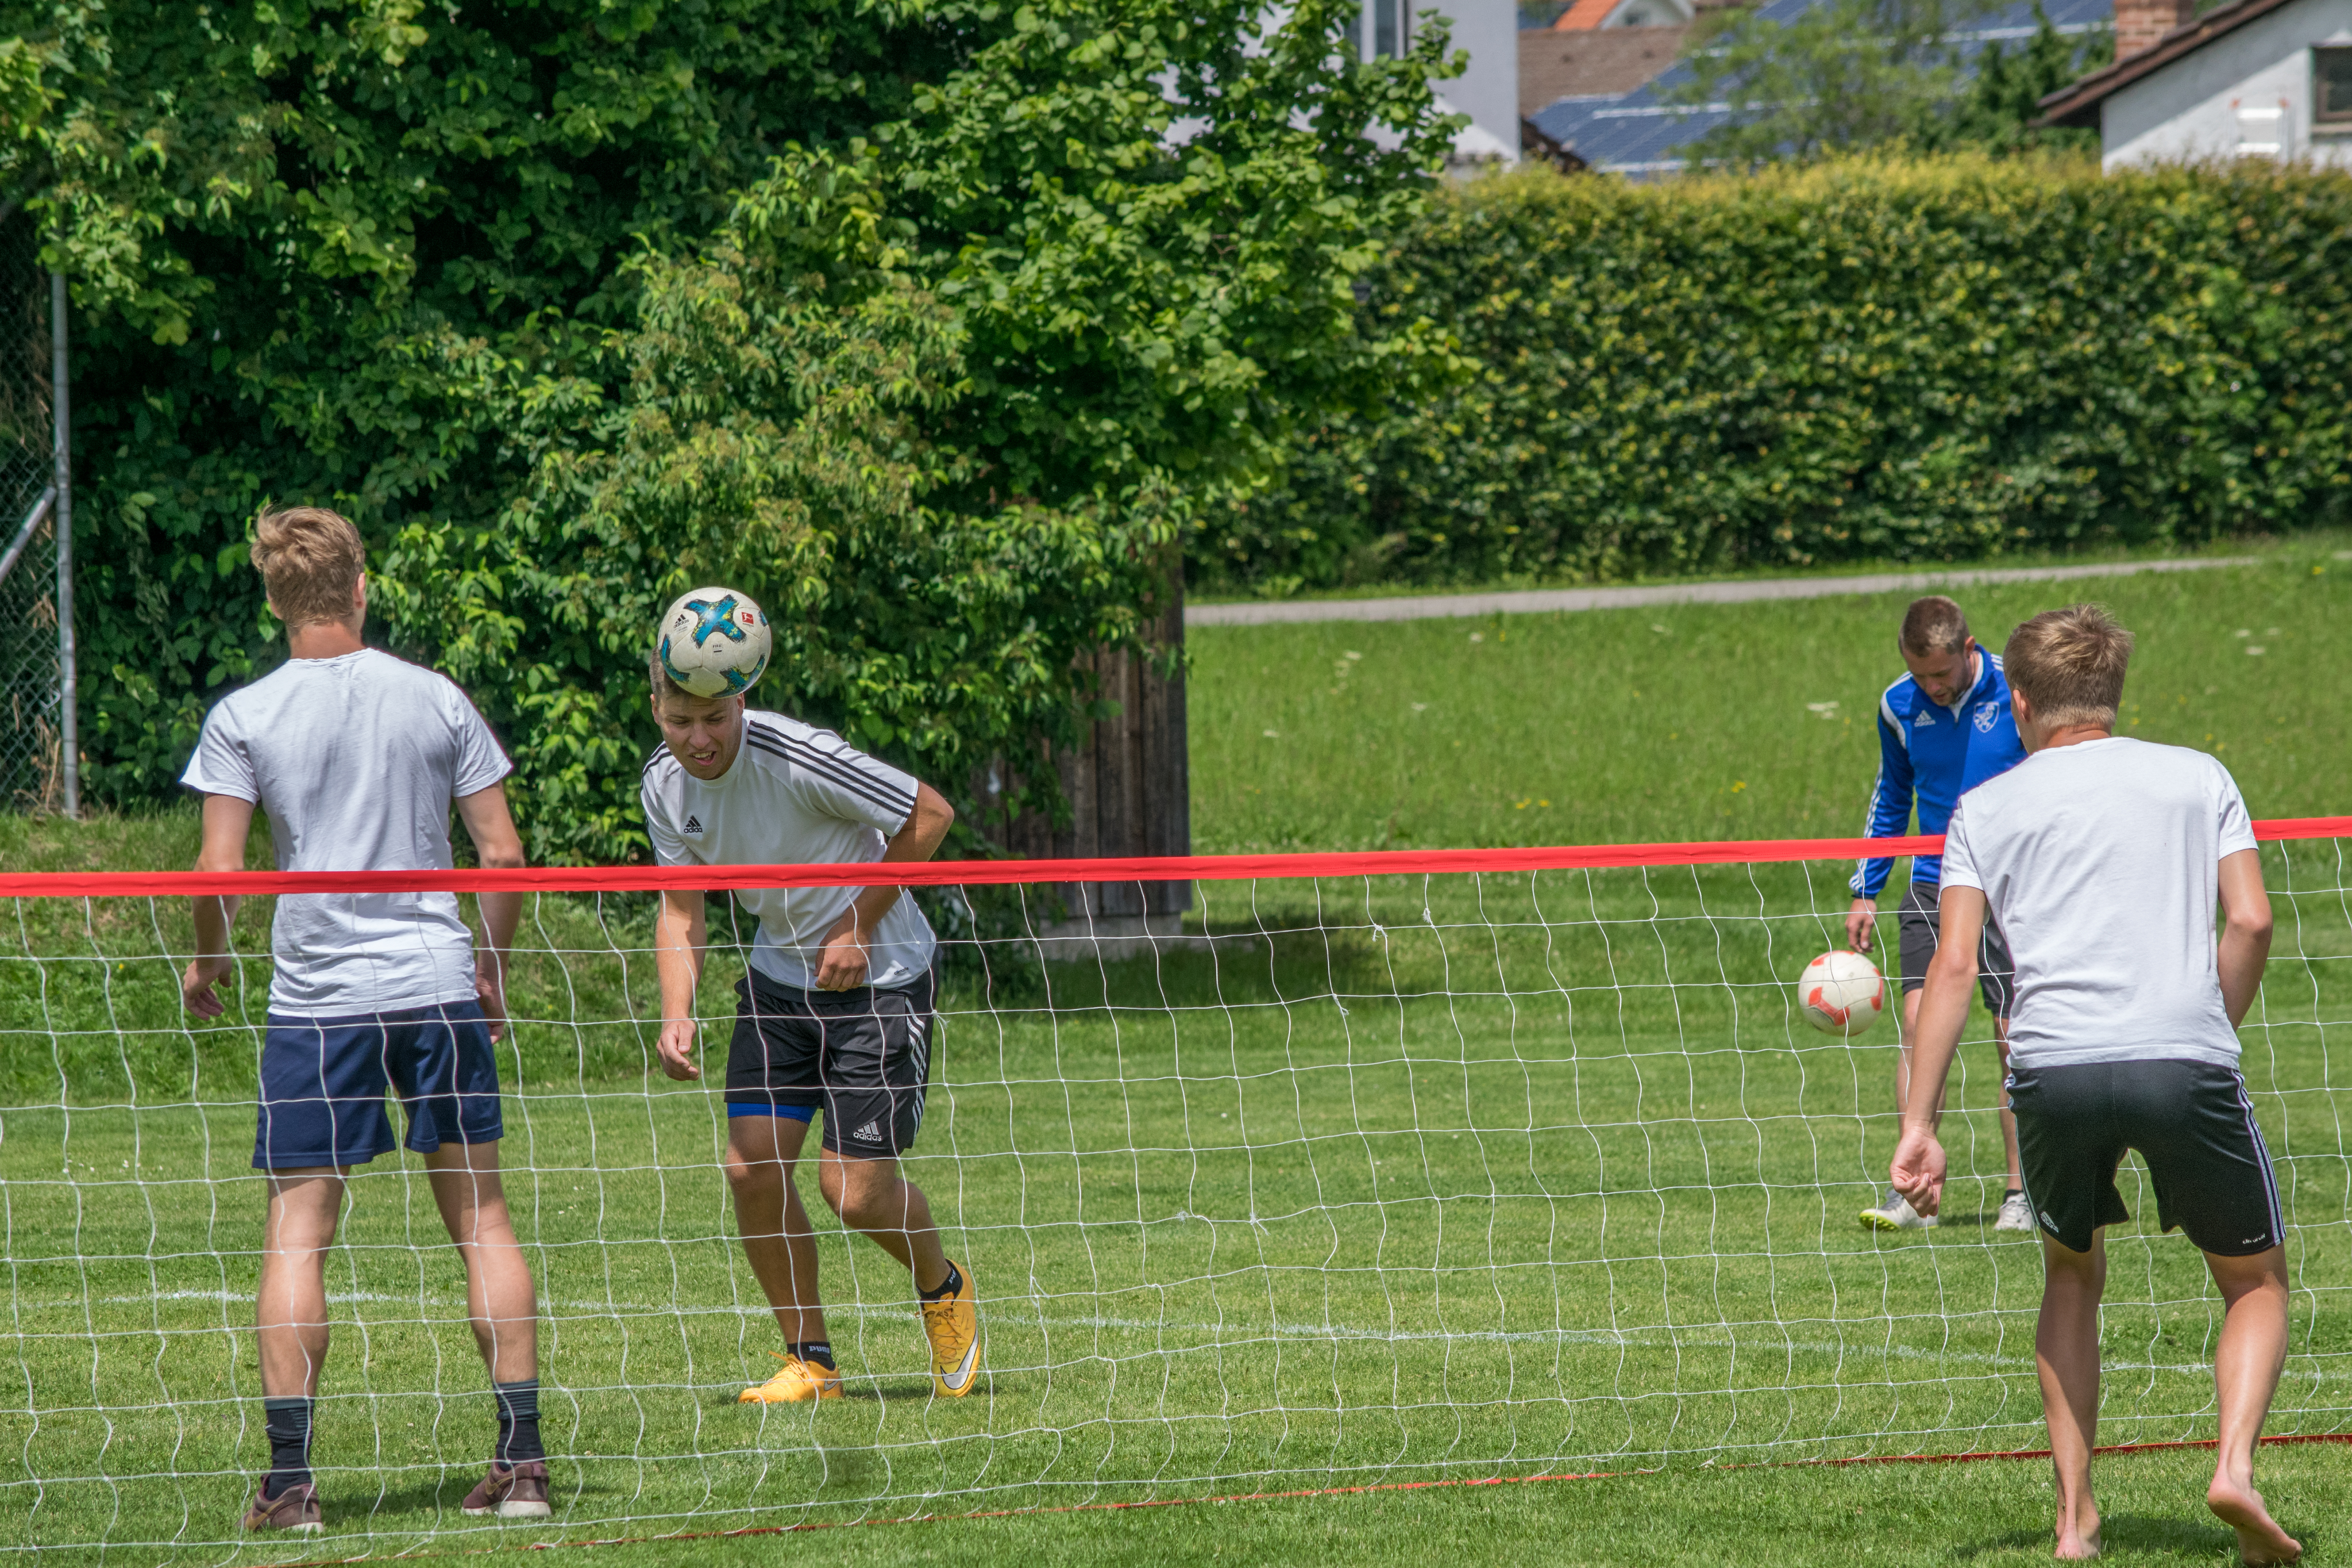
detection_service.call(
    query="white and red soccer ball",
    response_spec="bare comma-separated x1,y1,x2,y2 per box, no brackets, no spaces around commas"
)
1796,950,1886,1038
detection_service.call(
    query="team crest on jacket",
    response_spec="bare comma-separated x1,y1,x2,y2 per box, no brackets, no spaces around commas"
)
1974,702,2001,733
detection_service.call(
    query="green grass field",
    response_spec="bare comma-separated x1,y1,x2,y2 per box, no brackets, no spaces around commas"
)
3,545,2350,1566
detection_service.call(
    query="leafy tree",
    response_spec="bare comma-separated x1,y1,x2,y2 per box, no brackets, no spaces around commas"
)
1663,0,2105,163
0,0,1458,859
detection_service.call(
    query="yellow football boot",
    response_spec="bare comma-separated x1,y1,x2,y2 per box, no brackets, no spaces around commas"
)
739,1351,842,1404
920,1263,983,1398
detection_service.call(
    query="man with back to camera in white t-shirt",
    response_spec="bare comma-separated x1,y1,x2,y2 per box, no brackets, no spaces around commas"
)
178,507,550,1533
637,610,980,1405
1891,605,2298,1565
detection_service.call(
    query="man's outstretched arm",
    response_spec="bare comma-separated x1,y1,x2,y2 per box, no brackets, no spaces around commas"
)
813,783,957,991
1847,712,1915,953
1889,884,1985,1216
456,781,527,1041
182,794,257,1017
653,889,710,1080
2216,848,2273,1029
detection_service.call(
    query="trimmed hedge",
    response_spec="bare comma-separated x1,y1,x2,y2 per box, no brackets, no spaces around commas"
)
1199,154,2352,593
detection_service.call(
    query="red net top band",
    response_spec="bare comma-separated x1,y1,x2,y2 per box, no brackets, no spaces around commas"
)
5,818,2347,898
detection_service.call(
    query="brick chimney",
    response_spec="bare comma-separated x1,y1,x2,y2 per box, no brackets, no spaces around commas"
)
2113,0,2195,60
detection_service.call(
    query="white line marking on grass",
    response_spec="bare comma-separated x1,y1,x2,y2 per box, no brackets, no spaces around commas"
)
84,1291,2343,1384
1187,557,2261,627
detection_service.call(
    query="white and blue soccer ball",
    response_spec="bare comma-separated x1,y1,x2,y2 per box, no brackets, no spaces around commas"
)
655,586,771,698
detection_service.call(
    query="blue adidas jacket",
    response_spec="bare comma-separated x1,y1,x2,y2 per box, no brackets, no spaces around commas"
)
1850,650,2028,898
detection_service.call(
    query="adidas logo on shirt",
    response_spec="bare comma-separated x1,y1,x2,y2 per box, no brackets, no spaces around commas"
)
683,815,704,835
851,1120,883,1143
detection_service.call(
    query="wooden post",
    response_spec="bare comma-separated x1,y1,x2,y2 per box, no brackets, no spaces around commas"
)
998,562,1192,952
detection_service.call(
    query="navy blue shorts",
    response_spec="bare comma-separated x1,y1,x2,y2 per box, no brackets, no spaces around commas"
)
254,1000,504,1171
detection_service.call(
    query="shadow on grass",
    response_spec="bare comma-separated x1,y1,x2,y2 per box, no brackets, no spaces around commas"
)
1957,1513,2242,1561
348,1472,630,1521
701,1377,944,1408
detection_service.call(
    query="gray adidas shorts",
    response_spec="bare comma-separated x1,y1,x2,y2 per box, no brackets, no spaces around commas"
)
1895,882,2014,1020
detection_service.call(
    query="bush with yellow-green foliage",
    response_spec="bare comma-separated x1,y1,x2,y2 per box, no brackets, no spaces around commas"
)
1200,154,2352,593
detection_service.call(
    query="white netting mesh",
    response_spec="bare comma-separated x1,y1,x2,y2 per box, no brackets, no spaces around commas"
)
3,844,2347,1558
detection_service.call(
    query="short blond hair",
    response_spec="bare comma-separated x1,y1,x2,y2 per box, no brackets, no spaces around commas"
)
2005,604,2133,730
252,506,365,628
1899,595,1970,657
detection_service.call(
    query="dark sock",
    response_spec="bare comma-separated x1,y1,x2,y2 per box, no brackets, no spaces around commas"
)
2004,1188,2024,1198
918,1261,963,1303
493,1379,544,1466
793,1341,837,1371
261,1396,314,1500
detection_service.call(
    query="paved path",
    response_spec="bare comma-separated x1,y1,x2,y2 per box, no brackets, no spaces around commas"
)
1185,556,2261,628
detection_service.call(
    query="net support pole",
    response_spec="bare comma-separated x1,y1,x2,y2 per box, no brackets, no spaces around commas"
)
49,267,75,819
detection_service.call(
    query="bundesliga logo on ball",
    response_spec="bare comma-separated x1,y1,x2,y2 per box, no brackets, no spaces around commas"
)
655,586,771,697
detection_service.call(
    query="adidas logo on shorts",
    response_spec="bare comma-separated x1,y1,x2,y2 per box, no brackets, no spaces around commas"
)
852,1120,883,1143
683,815,704,835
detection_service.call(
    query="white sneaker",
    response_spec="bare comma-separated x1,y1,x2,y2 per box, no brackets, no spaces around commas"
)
1860,1189,1935,1231
1994,1190,2034,1234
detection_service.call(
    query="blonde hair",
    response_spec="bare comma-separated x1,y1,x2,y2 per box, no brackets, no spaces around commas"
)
252,506,365,628
1899,595,1970,657
2004,604,2133,730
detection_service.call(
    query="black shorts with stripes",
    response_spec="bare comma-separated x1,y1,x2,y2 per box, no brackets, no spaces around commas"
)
724,967,936,1158
2008,1058,2281,1256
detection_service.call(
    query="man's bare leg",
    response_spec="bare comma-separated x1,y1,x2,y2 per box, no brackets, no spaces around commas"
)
2038,1231,2106,1559
818,1147,950,1293
2203,1245,2300,1564
722,1117,829,1343
259,1169,348,1396
423,1140,540,1382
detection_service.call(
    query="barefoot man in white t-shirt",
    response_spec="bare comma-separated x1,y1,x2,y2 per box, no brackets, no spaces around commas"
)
1892,605,2298,1564
638,609,979,1405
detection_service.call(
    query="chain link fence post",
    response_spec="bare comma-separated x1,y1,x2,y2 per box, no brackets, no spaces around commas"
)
0,210,63,812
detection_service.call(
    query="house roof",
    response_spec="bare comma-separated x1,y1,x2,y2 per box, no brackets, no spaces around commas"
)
1520,24,1692,115
1552,0,1628,31
2037,0,2305,126
1525,0,2114,176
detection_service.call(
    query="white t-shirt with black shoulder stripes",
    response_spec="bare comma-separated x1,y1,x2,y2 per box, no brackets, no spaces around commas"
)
640,711,936,992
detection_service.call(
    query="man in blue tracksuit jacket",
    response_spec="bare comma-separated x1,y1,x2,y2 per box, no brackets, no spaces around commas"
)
1846,596,2030,1233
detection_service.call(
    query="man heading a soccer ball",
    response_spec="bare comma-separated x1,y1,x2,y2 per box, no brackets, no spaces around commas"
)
639,586,980,1404
1847,596,2029,1233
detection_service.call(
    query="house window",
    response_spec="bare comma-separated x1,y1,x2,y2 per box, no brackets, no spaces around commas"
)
1372,0,1408,58
2317,46,2352,125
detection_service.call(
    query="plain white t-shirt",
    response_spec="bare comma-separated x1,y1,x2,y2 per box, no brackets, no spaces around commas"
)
1939,736,2257,1069
180,648,512,1017
640,711,936,991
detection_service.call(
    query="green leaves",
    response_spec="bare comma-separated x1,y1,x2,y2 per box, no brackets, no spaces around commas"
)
24,0,1455,858
1208,155,2352,595
1663,0,2107,165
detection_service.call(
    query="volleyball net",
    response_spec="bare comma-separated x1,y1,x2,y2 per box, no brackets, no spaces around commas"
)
4,825,2350,1559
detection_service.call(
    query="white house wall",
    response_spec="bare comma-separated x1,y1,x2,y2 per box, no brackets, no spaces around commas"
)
2103,0,2352,169
1367,0,1519,163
